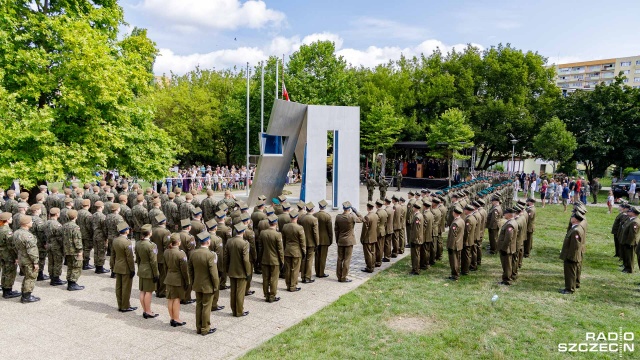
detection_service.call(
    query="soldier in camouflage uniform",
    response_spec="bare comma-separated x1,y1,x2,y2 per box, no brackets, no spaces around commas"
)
77,199,94,270
45,208,67,286
13,216,40,303
163,192,179,232
159,186,169,206
89,186,101,213
4,190,19,214
132,195,149,241
73,189,84,210
366,176,377,202
12,202,28,231
217,191,236,215
118,195,133,227
104,203,125,275
63,210,85,291
190,189,201,209
144,188,154,211
59,198,74,225
378,176,389,201
0,212,21,298
179,193,196,221
173,187,185,209
33,193,48,221
92,201,109,274
29,204,50,281
103,192,115,216
201,190,217,223
148,199,164,227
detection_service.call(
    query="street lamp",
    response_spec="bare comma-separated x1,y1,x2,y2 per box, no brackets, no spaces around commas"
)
510,139,518,174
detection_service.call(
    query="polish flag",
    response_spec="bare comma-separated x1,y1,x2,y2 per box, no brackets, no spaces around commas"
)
282,82,290,101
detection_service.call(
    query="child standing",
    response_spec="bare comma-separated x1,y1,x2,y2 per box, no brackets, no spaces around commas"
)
607,190,614,214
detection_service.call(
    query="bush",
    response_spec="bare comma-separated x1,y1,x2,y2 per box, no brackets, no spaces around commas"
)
623,167,638,178
495,164,505,172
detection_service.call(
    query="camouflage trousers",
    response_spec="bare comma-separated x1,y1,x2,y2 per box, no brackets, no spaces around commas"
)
48,247,64,278
38,250,47,272
82,236,93,262
19,261,37,293
94,237,107,266
367,190,374,201
65,255,82,283
0,253,17,288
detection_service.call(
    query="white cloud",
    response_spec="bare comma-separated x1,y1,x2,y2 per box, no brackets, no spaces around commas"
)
345,17,431,41
154,34,485,74
138,0,285,30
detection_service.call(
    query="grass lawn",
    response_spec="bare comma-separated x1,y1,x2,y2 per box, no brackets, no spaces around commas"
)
243,204,639,359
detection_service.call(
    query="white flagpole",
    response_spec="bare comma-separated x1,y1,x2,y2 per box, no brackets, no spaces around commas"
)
246,62,250,197
275,57,278,100
261,61,264,134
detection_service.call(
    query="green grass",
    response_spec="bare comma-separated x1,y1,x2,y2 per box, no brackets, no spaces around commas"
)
243,205,640,359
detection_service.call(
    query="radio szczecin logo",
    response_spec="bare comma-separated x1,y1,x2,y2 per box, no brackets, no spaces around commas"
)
558,329,635,354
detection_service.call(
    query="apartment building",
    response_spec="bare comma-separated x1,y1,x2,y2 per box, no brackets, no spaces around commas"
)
551,55,640,94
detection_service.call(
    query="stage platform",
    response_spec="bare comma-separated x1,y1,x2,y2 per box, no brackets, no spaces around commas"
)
389,177,450,190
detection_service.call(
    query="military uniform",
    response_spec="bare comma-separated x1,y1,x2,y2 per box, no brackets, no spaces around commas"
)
132,203,149,241
421,205,434,270
436,201,447,260
77,207,94,267
497,217,517,285
384,202,395,258
189,242,219,335
396,172,403,191
473,202,487,268
30,215,48,279
260,226,284,302
366,178,377,201
409,207,424,274
135,237,159,293
360,208,378,273
216,218,232,289
560,223,584,293
0,221,20,296
461,209,477,275
487,201,503,254
334,205,363,282
314,205,333,277
378,178,388,200
162,199,179,231
299,207,318,282
224,229,251,317
164,246,190,301
151,224,171,297
206,225,224,310
13,227,39,300
375,204,387,265
621,213,640,273
524,204,536,257
392,200,405,255
45,217,65,283
447,213,465,280
92,210,108,268
62,220,83,288
111,233,136,310
282,218,306,291
178,227,196,302
250,207,267,272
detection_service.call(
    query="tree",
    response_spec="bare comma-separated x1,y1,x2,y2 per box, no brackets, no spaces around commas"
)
360,101,404,176
532,116,577,173
0,1,176,187
426,108,474,186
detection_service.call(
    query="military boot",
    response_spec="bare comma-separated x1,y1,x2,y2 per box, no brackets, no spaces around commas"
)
20,292,40,303
82,260,95,270
36,270,50,281
110,270,116,278
95,266,110,274
2,288,21,299
49,277,67,286
67,282,85,291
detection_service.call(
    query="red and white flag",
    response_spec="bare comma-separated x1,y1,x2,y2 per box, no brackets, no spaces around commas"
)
282,82,290,101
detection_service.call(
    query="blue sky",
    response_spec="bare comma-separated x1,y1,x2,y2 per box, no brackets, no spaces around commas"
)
120,0,640,75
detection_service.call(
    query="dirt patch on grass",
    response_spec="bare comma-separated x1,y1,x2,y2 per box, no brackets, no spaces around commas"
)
386,316,442,334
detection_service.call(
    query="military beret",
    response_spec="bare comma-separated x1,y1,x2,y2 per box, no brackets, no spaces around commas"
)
453,206,463,214
136,195,144,203
137,189,144,195
19,192,29,200
205,219,217,229
191,207,202,215
240,202,249,210
19,215,32,225
153,198,161,205
197,231,211,243
118,195,128,201
39,185,48,190
265,206,275,214
526,198,535,203
413,201,422,209
240,213,251,222
384,198,392,204
49,207,60,215
180,219,191,228
367,201,375,208
206,189,214,196
408,191,414,196
106,192,115,199
0,212,11,221
306,202,315,211
117,222,130,232
234,223,247,233
375,199,384,206
95,201,104,207
29,204,41,212
175,187,182,194
517,200,526,207
278,195,287,202
168,192,176,199
111,203,120,211
399,197,406,202
296,200,306,209
93,186,100,192
572,212,585,221
258,195,267,201
185,193,193,200
267,214,278,223
141,224,152,233
215,210,226,218
464,204,475,211
155,214,167,224
6,190,15,196
34,193,43,202
17,202,28,209
282,201,291,209
318,199,328,208
289,209,299,218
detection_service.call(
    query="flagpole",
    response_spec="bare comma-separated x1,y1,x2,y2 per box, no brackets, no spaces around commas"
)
261,61,264,134
282,54,285,99
246,62,250,197
275,57,278,100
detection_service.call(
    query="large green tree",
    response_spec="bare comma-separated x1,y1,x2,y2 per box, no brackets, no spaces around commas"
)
532,116,577,173
426,108,474,186
0,1,175,187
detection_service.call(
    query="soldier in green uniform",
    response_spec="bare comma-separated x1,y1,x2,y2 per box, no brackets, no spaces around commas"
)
205,220,224,311
215,210,232,290
13,216,40,302
240,213,256,296
77,199,94,270
429,198,441,265
378,176,389,201
45,208,66,286
165,233,189,327
366,176,377,202
375,200,387,266
272,195,286,216
524,198,536,258
408,201,424,275
282,210,305,291
178,219,196,304
132,195,149,241
225,223,252,317
260,215,283,302
63,210,84,291
151,214,171,298
148,199,164,227
360,201,378,273
473,199,487,268
621,206,640,273
461,204,477,275
29,204,49,281
392,196,405,255
421,199,434,271
560,213,585,294
498,208,517,285
0,213,21,298
111,222,137,312
334,202,363,283
92,201,110,276
396,171,403,191
251,200,267,274
314,200,333,278
612,203,626,258
590,178,601,204
447,206,464,281
189,232,219,335
299,202,319,283
136,224,159,318
4,190,18,215
487,196,503,254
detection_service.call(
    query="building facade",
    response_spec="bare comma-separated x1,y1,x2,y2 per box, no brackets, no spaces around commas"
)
551,55,640,95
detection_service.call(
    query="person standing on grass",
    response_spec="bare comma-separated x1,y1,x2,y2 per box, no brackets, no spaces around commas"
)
561,183,570,212
620,206,640,274
446,205,464,281
497,208,517,286
607,190,614,214
629,179,637,205
559,213,585,294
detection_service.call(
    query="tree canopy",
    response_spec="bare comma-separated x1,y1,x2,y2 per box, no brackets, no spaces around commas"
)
532,116,577,173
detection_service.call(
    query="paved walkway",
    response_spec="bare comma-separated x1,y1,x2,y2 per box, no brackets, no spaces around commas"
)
0,185,417,360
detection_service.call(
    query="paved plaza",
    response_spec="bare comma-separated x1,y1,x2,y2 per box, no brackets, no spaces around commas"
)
0,184,416,360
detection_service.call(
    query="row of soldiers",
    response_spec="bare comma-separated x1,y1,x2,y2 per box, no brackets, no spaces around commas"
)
611,201,640,275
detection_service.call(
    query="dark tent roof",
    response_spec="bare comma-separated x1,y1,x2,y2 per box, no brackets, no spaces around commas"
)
393,141,429,149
